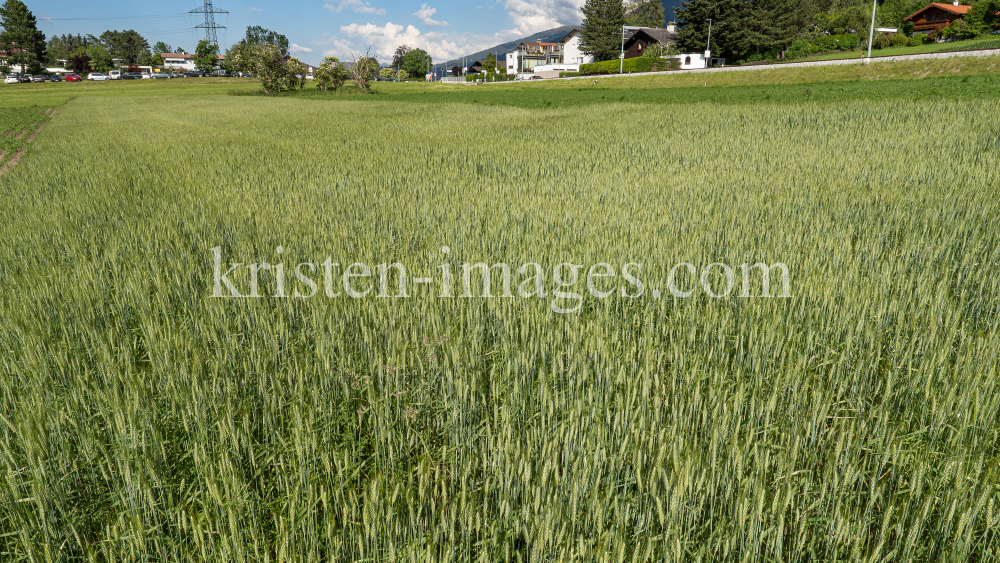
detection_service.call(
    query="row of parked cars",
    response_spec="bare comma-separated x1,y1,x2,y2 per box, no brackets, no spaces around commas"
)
4,73,82,83
4,69,248,84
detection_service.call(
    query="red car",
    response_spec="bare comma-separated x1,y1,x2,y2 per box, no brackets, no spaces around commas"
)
64,74,81,82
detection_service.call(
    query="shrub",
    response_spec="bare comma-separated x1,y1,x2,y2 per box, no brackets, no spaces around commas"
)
811,34,861,52
580,57,656,75
786,39,811,60
559,71,581,78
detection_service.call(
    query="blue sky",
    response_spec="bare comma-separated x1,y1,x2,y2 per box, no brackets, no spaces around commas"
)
29,0,592,65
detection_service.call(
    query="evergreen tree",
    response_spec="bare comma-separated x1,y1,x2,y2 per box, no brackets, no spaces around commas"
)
674,0,752,60
626,0,666,28
747,0,815,56
0,0,46,73
581,0,627,61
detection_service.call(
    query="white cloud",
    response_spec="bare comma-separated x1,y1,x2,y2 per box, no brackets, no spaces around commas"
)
324,0,386,15
503,0,584,35
249,7,262,12
413,4,448,27
334,21,520,62
289,43,314,54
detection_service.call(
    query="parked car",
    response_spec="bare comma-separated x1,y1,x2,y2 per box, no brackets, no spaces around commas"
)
140,73,151,79
108,70,121,80
151,72,169,79
87,73,110,81
121,72,143,80
32,75,48,82
182,71,207,77
49,74,63,82
4,73,20,84
64,74,81,82
18,75,32,83
210,70,227,77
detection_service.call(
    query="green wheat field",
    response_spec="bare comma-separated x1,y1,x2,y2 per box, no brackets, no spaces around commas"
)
1,60,1000,562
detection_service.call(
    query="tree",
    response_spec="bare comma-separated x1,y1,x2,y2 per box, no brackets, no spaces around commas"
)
99,29,150,64
152,41,173,55
961,0,1000,37
675,0,753,61
314,56,344,91
67,52,90,74
400,48,430,80
483,52,497,78
226,41,294,93
286,56,307,89
0,0,46,74
379,66,395,79
392,44,411,71
46,34,85,66
746,0,814,57
350,48,379,91
581,0,626,61
85,45,113,72
193,40,219,72
625,0,665,28
398,69,409,80
244,26,289,57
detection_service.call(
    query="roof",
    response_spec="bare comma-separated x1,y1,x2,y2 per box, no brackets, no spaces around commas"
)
624,27,678,46
904,3,972,21
559,28,582,44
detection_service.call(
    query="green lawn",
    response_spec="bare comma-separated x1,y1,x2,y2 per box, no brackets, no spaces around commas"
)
804,36,1000,61
0,77,258,108
1,56,1000,562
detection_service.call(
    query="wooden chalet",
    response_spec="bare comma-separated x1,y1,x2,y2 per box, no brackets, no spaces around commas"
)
623,28,678,59
904,2,972,33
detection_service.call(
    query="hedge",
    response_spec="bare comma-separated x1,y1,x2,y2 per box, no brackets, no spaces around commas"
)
580,57,662,75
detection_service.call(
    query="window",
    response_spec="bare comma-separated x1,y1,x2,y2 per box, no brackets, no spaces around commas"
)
685,56,691,65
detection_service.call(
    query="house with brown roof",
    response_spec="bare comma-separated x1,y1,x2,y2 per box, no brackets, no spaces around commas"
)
904,2,972,33
622,27,678,59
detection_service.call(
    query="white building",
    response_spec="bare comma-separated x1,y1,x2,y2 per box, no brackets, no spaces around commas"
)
531,63,581,78
560,29,594,65
160,53,226,71
675,53,726,69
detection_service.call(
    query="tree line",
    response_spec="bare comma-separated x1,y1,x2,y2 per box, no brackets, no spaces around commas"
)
580,0,1000,63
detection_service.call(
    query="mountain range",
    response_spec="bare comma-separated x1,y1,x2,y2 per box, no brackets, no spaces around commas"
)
439,0,685,70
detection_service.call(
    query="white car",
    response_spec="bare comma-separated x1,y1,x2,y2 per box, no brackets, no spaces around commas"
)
87,73,110,81
140,73,151,79
4,73,19,84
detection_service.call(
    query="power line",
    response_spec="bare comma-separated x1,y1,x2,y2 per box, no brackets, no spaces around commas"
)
190,0,227,47
46,13,190,21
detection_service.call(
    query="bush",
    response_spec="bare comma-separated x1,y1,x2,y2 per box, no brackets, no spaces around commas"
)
811,34,861,52
580,57,656,75
786,39,811,60
559,71,581,78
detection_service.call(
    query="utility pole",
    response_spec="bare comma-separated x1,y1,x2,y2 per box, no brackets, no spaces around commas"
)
705,19,712,67
865,0,878,61
190,0,228,47
620,26,642,73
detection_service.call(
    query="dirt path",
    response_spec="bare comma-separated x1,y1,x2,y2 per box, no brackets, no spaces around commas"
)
0,108,57,176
